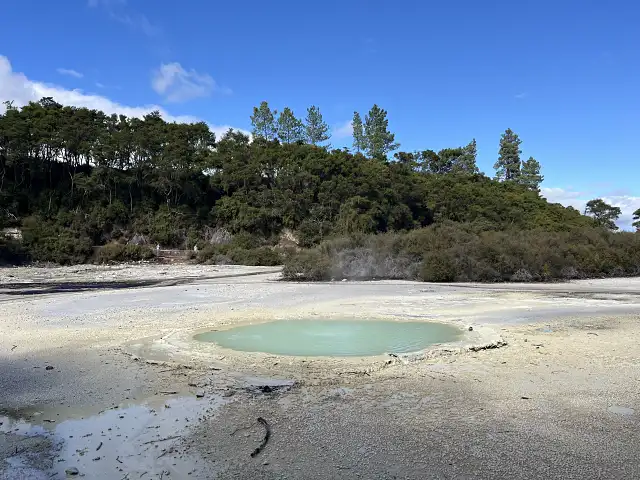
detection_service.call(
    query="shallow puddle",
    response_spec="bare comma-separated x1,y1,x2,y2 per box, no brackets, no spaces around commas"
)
195,319,463,356
1,395,224,479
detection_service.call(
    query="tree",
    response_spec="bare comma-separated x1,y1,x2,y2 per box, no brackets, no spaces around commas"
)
276,107,304,143
363,104,399,159
418,149,446,174
352,112,365,153
584,198,621,230
494,128,522,181
632,208,640,230
250,101,277,140
519,156,543,191
304,106,330,145
455,139,479,174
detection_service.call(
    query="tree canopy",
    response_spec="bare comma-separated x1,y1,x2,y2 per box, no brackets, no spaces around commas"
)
0,97,612,266
584,199,621,230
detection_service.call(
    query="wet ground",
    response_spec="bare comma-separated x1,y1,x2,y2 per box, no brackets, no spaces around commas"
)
1,265,639,479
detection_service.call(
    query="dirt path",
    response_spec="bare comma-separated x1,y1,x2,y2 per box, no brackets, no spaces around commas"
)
1,265,639,479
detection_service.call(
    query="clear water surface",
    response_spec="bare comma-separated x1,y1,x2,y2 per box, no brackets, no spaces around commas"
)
194,319,462,357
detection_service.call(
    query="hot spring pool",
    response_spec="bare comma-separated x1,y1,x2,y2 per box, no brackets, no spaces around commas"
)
194,319,463,357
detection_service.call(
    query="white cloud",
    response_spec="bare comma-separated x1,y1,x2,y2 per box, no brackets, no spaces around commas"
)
332,120,353,139
151,62,229,103
56,68,84,79
541,186,640,230
0,55,247,139
514,92,528,99
89,0,160,37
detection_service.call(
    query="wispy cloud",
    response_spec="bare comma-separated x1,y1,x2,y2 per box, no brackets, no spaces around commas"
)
57,68,84,79
514,92,528,99
541,186,640,230
332,120,353,139
151,62,230,103
0,55,247,137
89,0,160,37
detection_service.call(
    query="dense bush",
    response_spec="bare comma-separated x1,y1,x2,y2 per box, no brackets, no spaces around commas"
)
21,215,93,265
282,225,640,282
0,238,28,265
197,243,282,266
95,244,155,264
281,250,332,281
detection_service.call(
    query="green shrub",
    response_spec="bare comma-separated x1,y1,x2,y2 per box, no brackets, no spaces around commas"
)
420,251,459,282
283,225,640,283
95,244,155,264
0,238,28,265
197,244,282,266
228,247,282,266
21,215,93,265
282,250,331,281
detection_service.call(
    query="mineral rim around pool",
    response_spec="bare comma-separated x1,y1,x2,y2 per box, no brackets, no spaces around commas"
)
194,319,463,357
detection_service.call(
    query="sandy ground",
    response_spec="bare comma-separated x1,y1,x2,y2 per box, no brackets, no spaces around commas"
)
0,264,639,479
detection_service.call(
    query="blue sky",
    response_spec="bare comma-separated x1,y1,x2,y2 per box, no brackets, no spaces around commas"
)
0,0,638,227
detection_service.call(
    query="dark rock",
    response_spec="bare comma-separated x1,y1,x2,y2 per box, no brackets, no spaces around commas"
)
45,365,54,371
65,466,79,476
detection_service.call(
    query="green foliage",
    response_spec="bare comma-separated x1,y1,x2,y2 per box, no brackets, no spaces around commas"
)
520,156,543,191
494,128,522,181
304,106,330,145
282,249,331,281
584,198,621,231
284,225,640,283
0,96,622,272
95,244,154,264
363,104,399,158
21,215,93,264
197,243,282,266
633,208,640,230
250,101,277,140
276,107,304,143
0,237,28,265
352,112,365,153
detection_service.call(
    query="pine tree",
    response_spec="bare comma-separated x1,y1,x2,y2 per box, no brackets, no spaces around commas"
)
276,107,304,143
452,139,479,174
632,208,640,230
363,104,399,159
250,101,277,140
352,112,365,153
304,106,330,145
494,128,522,181
519,156,543,191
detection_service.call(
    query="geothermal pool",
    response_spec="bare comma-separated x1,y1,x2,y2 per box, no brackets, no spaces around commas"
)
194,319,463,357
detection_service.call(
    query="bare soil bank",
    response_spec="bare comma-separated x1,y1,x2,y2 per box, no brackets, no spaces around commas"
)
1,264,639,479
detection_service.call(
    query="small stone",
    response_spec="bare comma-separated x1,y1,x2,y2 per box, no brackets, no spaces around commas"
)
468,326,473,332
222,390,235,398
65,466,79,476
195,390,205,398
45,365,54,371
